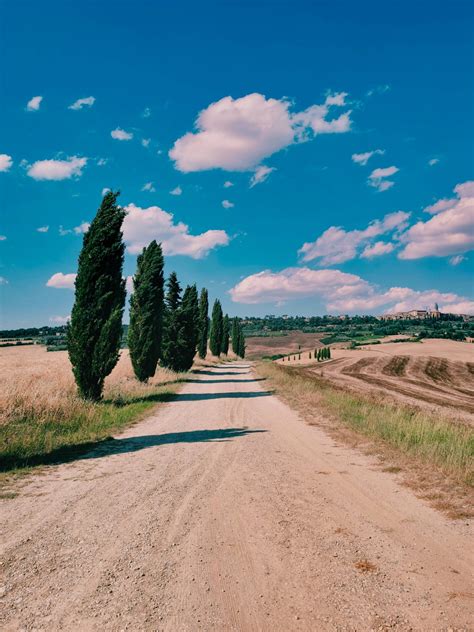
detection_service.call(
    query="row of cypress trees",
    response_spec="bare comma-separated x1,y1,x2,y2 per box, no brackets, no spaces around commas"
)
67,192,245,401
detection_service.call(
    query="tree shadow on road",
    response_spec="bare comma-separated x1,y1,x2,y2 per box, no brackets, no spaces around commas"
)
172,391,273,401
191,370,249,376
185,378,267,384
2,428,267,470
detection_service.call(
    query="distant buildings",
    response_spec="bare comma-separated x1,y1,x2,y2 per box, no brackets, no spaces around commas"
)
380,307,442,321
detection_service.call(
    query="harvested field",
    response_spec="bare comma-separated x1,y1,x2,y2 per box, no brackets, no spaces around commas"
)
278,339,474,423
245,331,323,359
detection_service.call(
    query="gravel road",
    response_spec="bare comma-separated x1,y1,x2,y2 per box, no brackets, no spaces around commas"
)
1,362,472,631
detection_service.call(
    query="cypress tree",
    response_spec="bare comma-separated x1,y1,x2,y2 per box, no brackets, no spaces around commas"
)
161,272,185,371
197,288,209,359
328,347,331,359
222,314,230,355
209,299,223,356
128,241,164,382
179,284,200,371
237,326,246,358
68,191,126,401
231,317,240,355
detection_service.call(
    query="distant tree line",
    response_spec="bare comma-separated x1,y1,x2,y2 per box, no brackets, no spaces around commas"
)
67,192,245,401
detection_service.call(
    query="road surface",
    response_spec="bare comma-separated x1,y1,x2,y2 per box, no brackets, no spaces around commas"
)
1,363,472,631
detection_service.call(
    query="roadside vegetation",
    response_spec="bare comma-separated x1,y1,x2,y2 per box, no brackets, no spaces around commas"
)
257,361,474,516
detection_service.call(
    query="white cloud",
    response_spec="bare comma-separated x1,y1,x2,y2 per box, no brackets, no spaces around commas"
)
49,315,70,324
0,276,8,285
366,84,391,97
222,199,234,209
399,181,474,260
0,154,13,172
230,267,367,304
368,165,399,192
123,203,230,258
74,222,90,234
298,210,409,265
125,275,134,293
361,241,394,258
170,186,182,196
250,164,275,187
142,107,151,118
46,272,76,289
68,96,95,110
169,92,352,173
37,226,49,233
102,187,111,196
450,255,466,266
428,158,439,166
27,156,87,181
351,149,385,166
97,158,108,166
142,181,156,192
0,235,6,241
229,266,474,315
111,128,133,141
26,96,43,111
141,138,151,148
224,180,233,188
59,226,72,236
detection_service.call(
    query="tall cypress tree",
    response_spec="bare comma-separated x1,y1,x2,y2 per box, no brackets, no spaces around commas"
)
161,272,185,372
237,325,246,359
221,314,230,355
231,317,240,355
197,288,209,359
179,284,200,371
128,240,164,382
209,299,223,357
68,191,126,400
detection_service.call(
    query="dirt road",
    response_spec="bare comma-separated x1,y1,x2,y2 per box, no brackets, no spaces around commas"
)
1,363,472,631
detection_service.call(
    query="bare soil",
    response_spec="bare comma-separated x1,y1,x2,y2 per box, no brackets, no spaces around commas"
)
1,362,472,631
279,339,474,423
245,331,323,359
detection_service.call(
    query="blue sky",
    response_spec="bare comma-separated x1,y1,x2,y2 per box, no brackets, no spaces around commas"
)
1,0,473,328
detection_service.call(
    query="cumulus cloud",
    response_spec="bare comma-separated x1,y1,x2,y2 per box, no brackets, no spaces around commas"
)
298,210,409,265
74,222,90,234
169,92,352,173
449,255,466,266
26,96,43,111
368,165,399,192
111,127,133,141
170,186,182,196
68,96,95,110
0,235,6,241
141,138,151,148
0,154,13,172
229,266,474,315
102,187,111,196
222,200,234,209
46,272,76,289
125,275,134,293
27,156,87,181
37,226,49,233
361,241,394,258
351,149,385,166
398,180,474,260
122,203,230,258
142,181,156,192
0,276,8,285
49,315,70,324
224,180,234,188
428,158,439,166
250,165,275,187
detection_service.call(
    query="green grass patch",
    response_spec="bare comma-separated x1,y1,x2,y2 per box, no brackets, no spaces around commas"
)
0,387,177,473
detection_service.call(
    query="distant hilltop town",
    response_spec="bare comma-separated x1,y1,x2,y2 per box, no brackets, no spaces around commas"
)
380,304,472,321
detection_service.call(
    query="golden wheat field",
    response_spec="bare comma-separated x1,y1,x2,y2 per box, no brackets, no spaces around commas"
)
0,345,179,427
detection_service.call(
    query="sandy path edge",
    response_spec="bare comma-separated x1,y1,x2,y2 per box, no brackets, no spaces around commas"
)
0,362,472,631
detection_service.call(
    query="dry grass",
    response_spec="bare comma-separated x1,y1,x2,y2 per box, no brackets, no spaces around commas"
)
257,360,474,519
0,346,186,474
354,559,377,573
